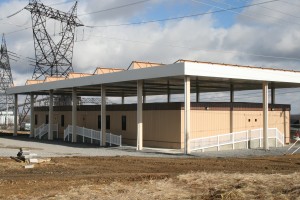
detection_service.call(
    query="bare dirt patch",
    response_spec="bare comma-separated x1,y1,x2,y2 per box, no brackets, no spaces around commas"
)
0,154,300,199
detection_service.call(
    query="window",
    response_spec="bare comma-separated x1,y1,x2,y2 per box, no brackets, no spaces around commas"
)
34,114,38,125
255,119,257,122
122,115,126,131
106,115,110,130
61,115,65,127
98,115,110,129
98,115,101,129
248,119,250,122
46,115,49,124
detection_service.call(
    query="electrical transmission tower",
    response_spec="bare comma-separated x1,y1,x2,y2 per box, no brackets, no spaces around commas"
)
0,34,14,126
19,0,83,124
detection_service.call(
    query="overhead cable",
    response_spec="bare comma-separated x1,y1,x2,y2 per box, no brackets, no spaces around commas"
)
78,0,151,16
75,32,300,62
85,0,282,28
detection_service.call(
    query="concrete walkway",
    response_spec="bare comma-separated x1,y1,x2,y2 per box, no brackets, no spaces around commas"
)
0,135,184,158
1,135,299,158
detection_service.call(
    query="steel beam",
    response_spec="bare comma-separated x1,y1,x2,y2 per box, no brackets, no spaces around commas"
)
271,87,275,105
196,78,200,103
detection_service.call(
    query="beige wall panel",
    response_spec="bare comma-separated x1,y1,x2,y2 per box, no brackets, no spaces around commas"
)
108,110,182,148
34,107,290,147
109,111,137,141
190,110,231,138
187,110,290,144
142,110,181,143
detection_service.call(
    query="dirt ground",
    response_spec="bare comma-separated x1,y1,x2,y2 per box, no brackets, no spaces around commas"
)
1,154,300,199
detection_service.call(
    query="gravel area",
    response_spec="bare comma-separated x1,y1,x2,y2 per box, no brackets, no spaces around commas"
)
0,135,299,158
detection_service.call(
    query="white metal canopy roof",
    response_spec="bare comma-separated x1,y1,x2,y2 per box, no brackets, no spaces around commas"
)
7,61,300,97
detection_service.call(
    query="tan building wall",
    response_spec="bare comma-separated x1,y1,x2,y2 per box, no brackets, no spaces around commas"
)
33,103,290,149
34,107,182,148
181,110,290,148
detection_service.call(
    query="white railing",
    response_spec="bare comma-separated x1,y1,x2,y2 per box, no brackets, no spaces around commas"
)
106,132,122,146
34,124,58,139
77,126,102,144
34,123,48,138
190,128,284,152
64,125,122,146
64,125,72,141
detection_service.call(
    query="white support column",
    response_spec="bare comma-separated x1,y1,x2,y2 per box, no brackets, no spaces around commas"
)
72,88,77,143
230,84,234,133
284,110,287,144
48,90,54,140
30,93,34,138
13,94,18,137
137,80,143,151
101,85,106,146
184,76,191,154
263,82,269,150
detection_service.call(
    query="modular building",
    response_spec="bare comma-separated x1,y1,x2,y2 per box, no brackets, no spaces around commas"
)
7,60,300,153
33,102,290,149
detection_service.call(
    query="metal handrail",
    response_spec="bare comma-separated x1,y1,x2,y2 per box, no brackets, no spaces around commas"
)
34,123,58,139
190,128,284,152
63,125,122,146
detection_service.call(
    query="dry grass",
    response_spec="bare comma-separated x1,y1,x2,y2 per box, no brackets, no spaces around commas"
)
38,172,300,200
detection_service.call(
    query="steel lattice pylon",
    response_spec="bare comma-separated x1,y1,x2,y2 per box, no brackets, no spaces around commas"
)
19,0,83,124
0,34,15,126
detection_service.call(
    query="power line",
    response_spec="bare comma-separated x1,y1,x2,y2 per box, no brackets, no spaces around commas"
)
50,0,77,6
195,0,300,27
7,50,35,63
1,0,283,36
3,0,300,66
0,0,77,22
240,0,300,19
75,32,300,62
5,27,31,35
85,0,282,28
280,0,300,8
0,8,25,21
78,0,151,16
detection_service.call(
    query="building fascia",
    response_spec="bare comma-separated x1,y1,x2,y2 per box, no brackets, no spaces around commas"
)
184,62,300,84
7,63,185,95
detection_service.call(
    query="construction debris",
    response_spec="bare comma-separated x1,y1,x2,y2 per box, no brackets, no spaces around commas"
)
36,158,51,163
24,164,34,169
29,158,38,164
10,156,23,163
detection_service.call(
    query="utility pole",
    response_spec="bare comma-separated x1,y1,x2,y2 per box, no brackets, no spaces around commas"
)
19,0,83,124
0,34,14,127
